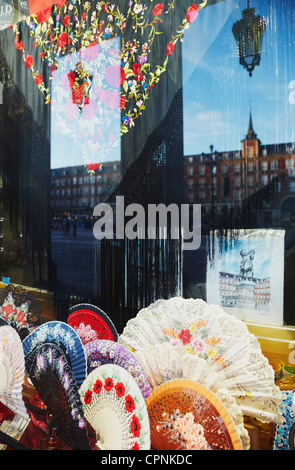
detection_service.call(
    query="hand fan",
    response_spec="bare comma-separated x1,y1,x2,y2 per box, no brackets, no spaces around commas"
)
67,303,118,344
0,285,41,339
119,297,282,425
25,342,91,450
0,325,29,420
145,379,242,451
79,363,150,450
84,339,151,399
22,321,87,387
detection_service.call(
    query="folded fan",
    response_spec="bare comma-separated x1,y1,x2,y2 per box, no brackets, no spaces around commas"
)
119,297,283,427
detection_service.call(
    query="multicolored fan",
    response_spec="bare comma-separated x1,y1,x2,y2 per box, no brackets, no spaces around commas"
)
119,297,282,427
25,341,91,450
67,303,118,345
0,284,41,339
84,339,151,399
79,363,150,450
22,321,87,387
0,325,29,420
146,379,243,451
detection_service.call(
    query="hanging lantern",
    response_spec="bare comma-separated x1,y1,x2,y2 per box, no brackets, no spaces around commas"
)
232,0,267,77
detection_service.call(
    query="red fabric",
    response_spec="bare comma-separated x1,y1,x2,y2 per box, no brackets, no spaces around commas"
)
29,0,57,15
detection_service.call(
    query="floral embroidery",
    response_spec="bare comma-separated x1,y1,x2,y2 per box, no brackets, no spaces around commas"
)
84,389,92,404
115,381,125,398
10,0,207,145
130,414,141,438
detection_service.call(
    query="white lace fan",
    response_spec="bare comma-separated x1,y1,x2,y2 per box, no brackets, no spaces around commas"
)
79,363,150,450
0,325,29,420
119,297,282,427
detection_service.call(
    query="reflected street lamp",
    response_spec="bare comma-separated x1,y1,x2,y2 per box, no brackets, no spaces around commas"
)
232,0,267,77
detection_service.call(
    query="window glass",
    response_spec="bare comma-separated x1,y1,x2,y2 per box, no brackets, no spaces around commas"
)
0,0,294,329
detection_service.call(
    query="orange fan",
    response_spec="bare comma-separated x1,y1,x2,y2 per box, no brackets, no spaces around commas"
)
146,379,242,451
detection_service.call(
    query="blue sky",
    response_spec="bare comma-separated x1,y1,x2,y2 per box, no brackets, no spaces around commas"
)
183,0,295,156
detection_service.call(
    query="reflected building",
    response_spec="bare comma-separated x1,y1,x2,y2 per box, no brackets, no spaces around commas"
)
184,111,295,229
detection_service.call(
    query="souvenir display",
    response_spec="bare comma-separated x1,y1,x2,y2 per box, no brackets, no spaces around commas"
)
79,363,150,450
0,284,41,339
25,341,91,450
67,304,118,344
84,339,151,399
0,325,29,420
22,320,87,387
146,379,242,450
119,297,282,424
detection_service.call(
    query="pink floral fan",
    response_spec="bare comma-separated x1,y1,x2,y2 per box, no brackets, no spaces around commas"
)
79,363,150,450
119,297,283,430
0,325,29,421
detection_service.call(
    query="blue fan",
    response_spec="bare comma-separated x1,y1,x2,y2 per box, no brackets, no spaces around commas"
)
22,321,87,387
25,342,91,450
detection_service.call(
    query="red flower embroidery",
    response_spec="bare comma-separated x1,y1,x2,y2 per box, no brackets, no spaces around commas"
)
84,389,92,405
36,7,51,24
166,41,175,56
57,32,68,48
186,4,199,23
132,442,140,450
56,0,66,7
104,377,114,392
93,379,103,394
120,95,126,109
152,3,164,16
35,74,43,85
115,382,125,398
125,394,135,413
132,62,141,75
63,15,70,28
178,328,192,345
130,415,141,438
25,55,33,68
